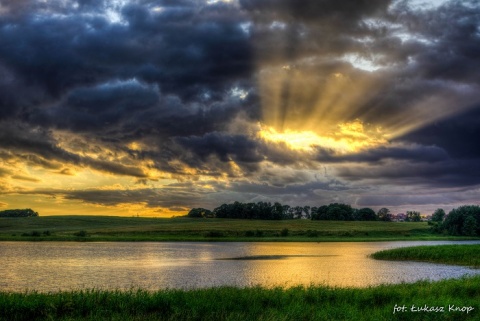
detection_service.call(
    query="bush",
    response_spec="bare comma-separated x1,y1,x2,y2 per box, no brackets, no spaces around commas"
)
204,231,224,238
280,228,289,237
73,230,88,237
21,231,41,237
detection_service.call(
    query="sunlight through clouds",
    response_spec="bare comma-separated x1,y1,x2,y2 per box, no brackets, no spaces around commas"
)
0,0,479,216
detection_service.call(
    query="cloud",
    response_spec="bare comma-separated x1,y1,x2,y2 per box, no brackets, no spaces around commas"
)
0,122,148,178
315,143,450,164
401,105,480,159
0,0,480,214
63,186,212,209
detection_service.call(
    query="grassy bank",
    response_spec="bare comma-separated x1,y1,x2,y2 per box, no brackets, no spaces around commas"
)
1,215,476,242
371,244,480,268
1,276,479,321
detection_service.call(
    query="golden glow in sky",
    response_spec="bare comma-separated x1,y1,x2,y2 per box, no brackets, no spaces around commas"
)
258,119,388,154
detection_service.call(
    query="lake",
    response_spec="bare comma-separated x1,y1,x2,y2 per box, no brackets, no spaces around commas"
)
1,241,479,292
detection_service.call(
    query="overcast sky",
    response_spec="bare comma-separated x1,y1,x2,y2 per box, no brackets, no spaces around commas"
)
1,0,479,216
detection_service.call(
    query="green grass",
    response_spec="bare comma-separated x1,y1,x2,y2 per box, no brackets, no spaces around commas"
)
371,244,480,268
0,215,477,242
1,276,479,320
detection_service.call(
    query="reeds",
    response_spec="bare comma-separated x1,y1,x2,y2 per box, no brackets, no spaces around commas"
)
1,276,479,320
371,244,480,267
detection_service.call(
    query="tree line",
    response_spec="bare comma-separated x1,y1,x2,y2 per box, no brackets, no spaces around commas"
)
429,206,480,237
188,202,480,237
0,209,39,218
187,202,421,222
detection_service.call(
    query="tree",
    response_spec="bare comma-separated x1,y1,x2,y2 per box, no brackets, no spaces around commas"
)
377,208,392,222
441,205,480,236
311,203,354,221
272,202,284,220
406,211,421,222
213,204,230,218
431,208,445,222
354,208,377,221
462,216,478,236
0,209,39,217
293,206,303,219
283,205,293,219
303,206,311,219
328,203,354,220
187,208,212,218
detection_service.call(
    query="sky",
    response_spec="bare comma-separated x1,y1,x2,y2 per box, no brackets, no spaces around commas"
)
0,0,480,217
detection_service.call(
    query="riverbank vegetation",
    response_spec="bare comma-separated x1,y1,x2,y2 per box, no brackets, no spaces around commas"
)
0,215,475,242
371,244,480,268
1,275,479,321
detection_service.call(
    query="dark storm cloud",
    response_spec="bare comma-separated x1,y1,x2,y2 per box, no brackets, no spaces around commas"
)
56,177,350,209
240,0,390,25
0,122,147,177
0,0,480,212
401,106,480,160
173,130,321,174
32,79,160,132
175,132,264,163
337,159,480,188
0,0,258,178
356,193,453,208
0,0,253,101
63,186,210,209
315,144,450,164
393,1,480,83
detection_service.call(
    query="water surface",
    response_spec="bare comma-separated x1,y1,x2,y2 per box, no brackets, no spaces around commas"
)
1,241,479,292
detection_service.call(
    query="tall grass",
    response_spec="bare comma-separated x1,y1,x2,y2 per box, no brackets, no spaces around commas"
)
371,244,480,267
1,277,479,320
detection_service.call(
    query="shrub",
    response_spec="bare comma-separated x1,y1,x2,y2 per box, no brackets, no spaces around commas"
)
73,230,88,237
204,231,224,238
20,231,41,237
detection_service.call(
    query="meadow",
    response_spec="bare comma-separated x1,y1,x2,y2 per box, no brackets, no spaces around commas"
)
0,215,472,242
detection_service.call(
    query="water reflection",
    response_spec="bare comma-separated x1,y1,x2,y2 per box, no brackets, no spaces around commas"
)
1,241,479,292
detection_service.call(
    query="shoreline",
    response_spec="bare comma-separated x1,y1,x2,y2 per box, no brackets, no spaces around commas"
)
1,235,478,242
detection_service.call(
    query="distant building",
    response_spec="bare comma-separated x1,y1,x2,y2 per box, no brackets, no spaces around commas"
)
392,213,406,221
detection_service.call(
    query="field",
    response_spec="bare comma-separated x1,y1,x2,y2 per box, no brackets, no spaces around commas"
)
371,244,480,268
0,215,473,241
1,276,479,321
